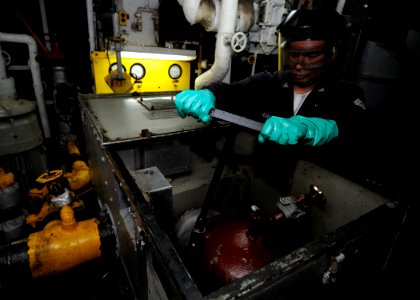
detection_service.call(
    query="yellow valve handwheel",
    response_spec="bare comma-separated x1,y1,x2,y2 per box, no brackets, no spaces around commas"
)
36,170,63,184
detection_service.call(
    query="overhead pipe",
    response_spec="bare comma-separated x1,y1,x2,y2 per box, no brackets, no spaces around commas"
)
86,0,96,53
336,0,347,14
0,32,51,138
178,0,220,31
85,0,97,94
195,0,238,89
38,0,52,52
177,0,201,26
178,0,241,89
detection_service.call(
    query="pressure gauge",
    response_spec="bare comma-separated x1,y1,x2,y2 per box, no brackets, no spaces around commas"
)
168,64,182,79
109,62,126,73
130,63,146,80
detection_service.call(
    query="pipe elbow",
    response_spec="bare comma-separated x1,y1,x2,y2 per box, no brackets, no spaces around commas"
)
178,0,202,25
236,0,255,32
195,57,230,89
178,0,219,31
64,161,91,191
179,0,254,32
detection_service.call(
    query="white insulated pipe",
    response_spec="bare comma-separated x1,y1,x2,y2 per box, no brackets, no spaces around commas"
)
195,0,238,89
0,43,7,79
178,0,200,25
178,0,238,89
0,32,51,138
336,0,347,14
86,0,96,52
38,0,51,51
0,43,17,100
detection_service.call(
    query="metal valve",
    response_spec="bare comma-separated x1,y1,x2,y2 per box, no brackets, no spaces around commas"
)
231,32,247,52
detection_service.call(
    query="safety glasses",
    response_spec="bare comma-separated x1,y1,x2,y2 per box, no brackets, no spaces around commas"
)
286,48,330,70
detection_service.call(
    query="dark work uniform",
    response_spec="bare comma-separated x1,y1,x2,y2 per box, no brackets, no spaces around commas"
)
204,70,367,194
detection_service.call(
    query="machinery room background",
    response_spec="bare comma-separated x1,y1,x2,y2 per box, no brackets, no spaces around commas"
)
0,0,418,299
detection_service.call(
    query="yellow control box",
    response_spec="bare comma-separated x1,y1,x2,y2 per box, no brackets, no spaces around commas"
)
91,51,192,94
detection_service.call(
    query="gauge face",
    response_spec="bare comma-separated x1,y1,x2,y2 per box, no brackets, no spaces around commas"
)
130,63,146,80
168,64,182,79
109,62,126,73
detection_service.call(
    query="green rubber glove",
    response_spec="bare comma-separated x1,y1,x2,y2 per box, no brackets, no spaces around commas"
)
174,89,215,123
258,115,338,146
294,116,338,146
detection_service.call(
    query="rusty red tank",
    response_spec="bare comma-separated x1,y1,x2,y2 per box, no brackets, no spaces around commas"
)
202,218,281,285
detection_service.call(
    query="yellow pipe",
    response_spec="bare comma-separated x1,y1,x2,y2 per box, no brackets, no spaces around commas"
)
64,160,91,191
66,140,81,156
26,200,83,228
26,202,51,228
64,140,91,190
0,167,15,189
27,205,101,278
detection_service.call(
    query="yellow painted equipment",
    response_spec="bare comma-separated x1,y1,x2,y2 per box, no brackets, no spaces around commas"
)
0,167,15,189
64,140,91,190
64,160,91,191
35,170,63,184
66,140,81,156
27,205,101,278
28,170,63,201
91,51,192,94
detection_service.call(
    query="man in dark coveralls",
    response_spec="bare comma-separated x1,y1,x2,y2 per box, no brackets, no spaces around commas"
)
175,8,367,195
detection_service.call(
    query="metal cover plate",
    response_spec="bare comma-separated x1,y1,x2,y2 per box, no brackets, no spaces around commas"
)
81,95,208,143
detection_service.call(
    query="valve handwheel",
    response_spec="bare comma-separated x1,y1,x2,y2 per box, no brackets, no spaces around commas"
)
231,32,247,53
36,170,63,184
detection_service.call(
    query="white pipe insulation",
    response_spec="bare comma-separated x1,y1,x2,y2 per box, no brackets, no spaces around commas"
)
177,0,220,31
0,44,8,79
336,0,347,14
0,32,51,138
178,0,201,25
86,0,96,52
178,0,239,89
195,0,238,89
0,43,18,100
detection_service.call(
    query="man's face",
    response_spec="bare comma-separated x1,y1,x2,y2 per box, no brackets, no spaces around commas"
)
286,40,333,88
